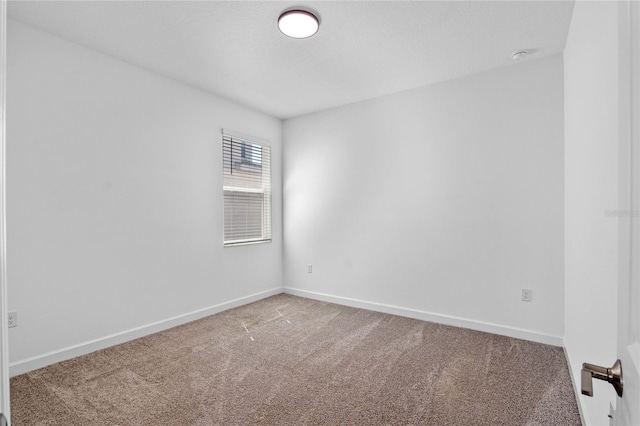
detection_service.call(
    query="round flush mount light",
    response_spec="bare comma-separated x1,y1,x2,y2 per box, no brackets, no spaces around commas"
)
278,9,319,39
511,50,528,61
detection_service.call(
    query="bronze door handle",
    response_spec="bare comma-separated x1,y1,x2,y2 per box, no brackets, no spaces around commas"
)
581,359,623,397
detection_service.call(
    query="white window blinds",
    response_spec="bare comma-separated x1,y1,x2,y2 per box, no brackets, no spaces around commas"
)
222,133,272,246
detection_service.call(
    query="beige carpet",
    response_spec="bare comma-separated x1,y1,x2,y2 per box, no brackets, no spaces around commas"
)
10,294,581,425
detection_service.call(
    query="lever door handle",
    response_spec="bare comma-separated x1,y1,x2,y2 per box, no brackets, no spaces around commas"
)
581,359,623,397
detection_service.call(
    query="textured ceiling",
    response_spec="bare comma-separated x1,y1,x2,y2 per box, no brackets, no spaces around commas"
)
8,1,575,119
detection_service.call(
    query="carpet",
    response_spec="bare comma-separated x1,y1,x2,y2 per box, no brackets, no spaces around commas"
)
10,294,581,425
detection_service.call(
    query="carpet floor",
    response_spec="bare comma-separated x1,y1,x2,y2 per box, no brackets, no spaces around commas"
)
10,294,581,425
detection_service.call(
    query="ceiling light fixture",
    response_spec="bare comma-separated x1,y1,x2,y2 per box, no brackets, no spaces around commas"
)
511,51,528,61
278,9,319,39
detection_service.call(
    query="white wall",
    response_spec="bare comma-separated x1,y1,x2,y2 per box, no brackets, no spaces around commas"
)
564,2,620,425
283,55,565,344
6,20,282,372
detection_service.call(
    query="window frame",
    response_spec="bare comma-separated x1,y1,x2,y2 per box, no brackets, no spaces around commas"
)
222,130,272,247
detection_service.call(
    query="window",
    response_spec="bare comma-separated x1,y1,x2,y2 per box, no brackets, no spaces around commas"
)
222,132,271,246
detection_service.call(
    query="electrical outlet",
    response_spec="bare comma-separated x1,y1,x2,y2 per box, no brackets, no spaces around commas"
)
521,289,533,302
8,311,17,328
307,264,312,273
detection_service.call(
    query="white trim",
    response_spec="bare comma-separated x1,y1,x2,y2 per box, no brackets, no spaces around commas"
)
282,287,564,347
627,341,640,376
563,344,588,426
223,238,272,247
0,0,10,422
9,285,568,378
9,287,282,377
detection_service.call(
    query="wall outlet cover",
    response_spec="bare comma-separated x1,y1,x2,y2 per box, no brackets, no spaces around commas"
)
8,311,17,328
521,289,533,302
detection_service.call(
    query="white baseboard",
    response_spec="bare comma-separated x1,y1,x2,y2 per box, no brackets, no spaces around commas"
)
9,287,283,377
563,344,588,426
283,287,564,347
10,286,565,377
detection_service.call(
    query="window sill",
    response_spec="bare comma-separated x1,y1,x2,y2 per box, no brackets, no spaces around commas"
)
224,239,272,247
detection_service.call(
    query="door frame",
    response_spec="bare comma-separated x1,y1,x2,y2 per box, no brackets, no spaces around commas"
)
614,0,640,424
616,0,640,424
0,0,11,423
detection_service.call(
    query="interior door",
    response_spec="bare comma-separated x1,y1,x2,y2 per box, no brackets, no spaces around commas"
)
615,1,640,425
